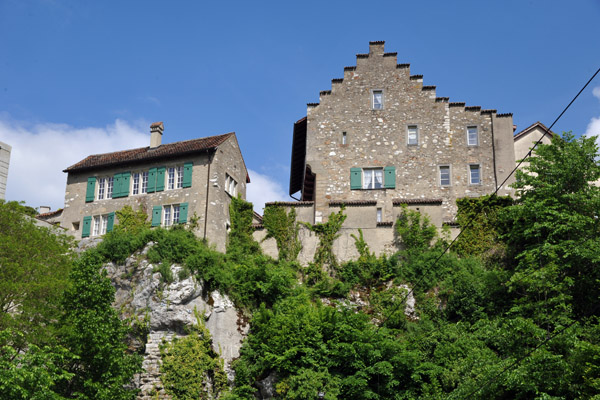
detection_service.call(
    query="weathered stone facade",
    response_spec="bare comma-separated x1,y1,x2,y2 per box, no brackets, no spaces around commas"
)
274,41,518,262
290,41,515,227
61,123,249,252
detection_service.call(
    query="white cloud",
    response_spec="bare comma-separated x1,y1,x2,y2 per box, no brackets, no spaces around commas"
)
0,117,149,210
246,169,288,214
584,86,600,151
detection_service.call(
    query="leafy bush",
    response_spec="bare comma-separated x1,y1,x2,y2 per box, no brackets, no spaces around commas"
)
160,313,227,400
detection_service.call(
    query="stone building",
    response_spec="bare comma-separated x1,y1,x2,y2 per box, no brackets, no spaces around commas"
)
256,41,518,262
0,140,11,200
61,122,249,251
289,41,515,227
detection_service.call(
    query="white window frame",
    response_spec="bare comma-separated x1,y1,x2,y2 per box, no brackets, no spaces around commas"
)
407,125,418,146
469,164,481,185
362,168,384,189
167,166,184,190
371,89,383,110
439,165,451,187
376,208,383,223
97,177,106,200
92,214,108,236
141,171,148,194
342,131,347,145
467,125,479,146
162,204,180,227
132,173,140,195
106,177,113,199
225,174,238,196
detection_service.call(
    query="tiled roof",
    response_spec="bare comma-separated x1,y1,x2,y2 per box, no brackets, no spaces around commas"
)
392,198,443,205
64,132,234,172
513,121,555,141
37,208,63,218
265,201,314,207
328,200,377,206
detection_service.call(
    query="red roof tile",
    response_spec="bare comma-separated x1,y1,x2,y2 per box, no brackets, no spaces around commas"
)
64,132,234,173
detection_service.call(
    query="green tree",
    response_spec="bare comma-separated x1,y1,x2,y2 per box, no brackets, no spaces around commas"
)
56,250,142,399
501,132,600,321
0,200,74,349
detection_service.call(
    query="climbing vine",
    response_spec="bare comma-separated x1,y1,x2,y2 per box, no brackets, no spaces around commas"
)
227,196,261,259
160,312,227,400
303,207,346,273
262,205,302,262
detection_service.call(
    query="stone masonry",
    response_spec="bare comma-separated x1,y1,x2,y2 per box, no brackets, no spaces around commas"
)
290,41,515,227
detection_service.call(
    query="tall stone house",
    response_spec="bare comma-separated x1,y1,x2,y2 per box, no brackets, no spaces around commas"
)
256,41,518,262
288,41,515,229
61,122,249,251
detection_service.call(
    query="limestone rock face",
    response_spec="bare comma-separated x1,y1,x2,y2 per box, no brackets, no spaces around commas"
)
105,244,249,399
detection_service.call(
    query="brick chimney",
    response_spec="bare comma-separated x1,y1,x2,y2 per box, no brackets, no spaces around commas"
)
150,122,164,148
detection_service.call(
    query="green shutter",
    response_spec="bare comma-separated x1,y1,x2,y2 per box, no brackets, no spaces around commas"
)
147,168,157,193
350,168,362,189
156,167,166,192
85,177,96,202
82,216,92,237
151,206,162,227
179,203,188,224
384,166,396,189
182,162,193,188
121,172,130,197
106,212,115,232
113,173,122,198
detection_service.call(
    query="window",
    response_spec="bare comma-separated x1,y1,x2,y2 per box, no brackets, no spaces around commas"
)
351,166,395,189
342,132,347,145
467,126,478,146
469,164,481,185
159,204,184,227
97,177,113,200
132,173,140,195
376,208,383,223
407,125,418,146
372,90,383,110
177,166,183,188
225,174,238,196
141,171,148,194
167,166,184,190
97,178,106,200
107,177,113,198
439,165,451,186
92,214,109,236
363,168,384,189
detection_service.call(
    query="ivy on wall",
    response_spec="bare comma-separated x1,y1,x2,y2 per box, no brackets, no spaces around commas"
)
262,206,302,262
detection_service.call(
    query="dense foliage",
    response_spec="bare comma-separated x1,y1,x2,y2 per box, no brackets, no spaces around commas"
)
0,202,142,399
2,132,598,399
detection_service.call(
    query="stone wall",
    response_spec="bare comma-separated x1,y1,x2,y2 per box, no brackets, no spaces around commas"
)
301,41,515,225
254,202,460,265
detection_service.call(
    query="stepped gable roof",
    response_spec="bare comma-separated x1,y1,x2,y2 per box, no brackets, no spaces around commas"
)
64,132,235,173
513,121,555,141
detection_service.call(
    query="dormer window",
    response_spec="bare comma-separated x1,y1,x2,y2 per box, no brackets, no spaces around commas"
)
372,90,383,110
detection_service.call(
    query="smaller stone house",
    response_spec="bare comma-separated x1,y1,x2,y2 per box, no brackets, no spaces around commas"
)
61,122,249,251
513,121,555,168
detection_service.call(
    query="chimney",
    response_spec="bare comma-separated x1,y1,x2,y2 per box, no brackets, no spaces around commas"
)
39,206,50,214
150,122,164,148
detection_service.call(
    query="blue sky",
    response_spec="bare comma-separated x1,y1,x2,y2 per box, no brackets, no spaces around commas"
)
1,0,599,212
